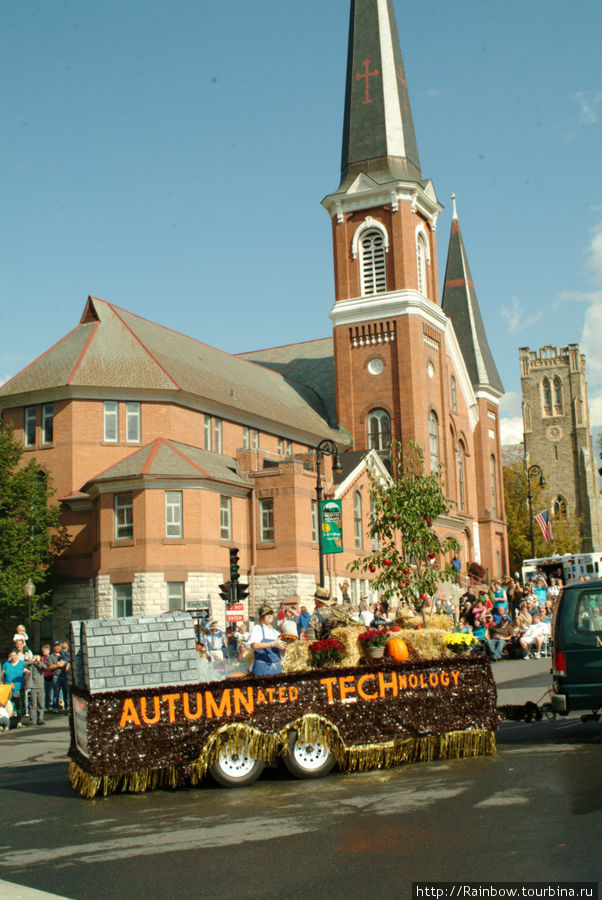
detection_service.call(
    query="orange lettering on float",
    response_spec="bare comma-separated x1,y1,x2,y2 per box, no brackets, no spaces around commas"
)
320,677,338,703
419,674,428,688
119,698,141,727
357,673,377,700
378,671,398,698
205,690,232,719
233,687,254,716
162,693,181,723
451,670,460,687
408,674,419,688
429,672,439,688
440,671,450,687
397,673,408,690
288,686,299,702
278,686,288,702
140,696,161,725
256,689,267,705
265,688,275,703
339,675,356,700
182,692,204,720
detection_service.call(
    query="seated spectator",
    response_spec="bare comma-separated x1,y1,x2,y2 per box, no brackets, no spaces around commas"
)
516,602,532,631
371,601,388,628
485,614,513,660
519,614,547,659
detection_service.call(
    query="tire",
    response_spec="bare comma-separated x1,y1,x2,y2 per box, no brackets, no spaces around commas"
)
209,748,264,788
283,730,336,780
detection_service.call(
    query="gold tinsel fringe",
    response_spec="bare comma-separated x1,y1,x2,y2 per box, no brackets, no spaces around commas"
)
69,717,496,798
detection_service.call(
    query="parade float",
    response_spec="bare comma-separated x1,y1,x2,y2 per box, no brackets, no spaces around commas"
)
68,444,498,798
67,610,498,798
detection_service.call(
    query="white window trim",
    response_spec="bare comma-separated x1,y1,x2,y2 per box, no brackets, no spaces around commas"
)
114,493,133,540
220,495,232,541
351,216,389,260
259,497,274,543
24,406,36,447
104,401,119,442
125,401,141,443
165,491,183,538
41,403,54,444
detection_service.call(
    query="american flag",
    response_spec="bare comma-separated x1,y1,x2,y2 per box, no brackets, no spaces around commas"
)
534,508,553,542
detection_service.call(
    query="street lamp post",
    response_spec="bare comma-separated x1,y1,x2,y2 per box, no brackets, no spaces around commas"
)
23,578,36,631
315,439,343,589
526,463,546,558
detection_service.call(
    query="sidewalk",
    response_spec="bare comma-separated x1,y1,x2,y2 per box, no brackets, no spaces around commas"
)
0,880,71,900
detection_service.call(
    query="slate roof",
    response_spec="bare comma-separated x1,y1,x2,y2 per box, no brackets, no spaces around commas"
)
336,0,422,192
238,337,337,427
84,438,252,489
441,207,504,395
0,296,348,446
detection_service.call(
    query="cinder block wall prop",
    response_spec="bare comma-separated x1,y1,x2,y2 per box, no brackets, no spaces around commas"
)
68,620,84,689
79,611,202,693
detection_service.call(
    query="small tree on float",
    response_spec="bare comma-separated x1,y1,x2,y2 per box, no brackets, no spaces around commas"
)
349,441,459,623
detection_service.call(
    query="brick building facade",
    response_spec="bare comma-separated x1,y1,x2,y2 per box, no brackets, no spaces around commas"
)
520,344,602,551
1,0,508,637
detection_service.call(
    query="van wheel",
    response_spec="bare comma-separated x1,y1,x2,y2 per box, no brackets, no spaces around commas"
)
209,749,264,787
284,730,336,779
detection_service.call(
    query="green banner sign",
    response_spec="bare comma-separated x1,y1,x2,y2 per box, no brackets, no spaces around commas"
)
320,499,343,554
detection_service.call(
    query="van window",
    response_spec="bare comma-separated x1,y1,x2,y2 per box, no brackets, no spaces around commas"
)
575,591,602,633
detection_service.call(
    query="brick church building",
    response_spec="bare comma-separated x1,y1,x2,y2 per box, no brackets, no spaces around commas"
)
0,0,508,635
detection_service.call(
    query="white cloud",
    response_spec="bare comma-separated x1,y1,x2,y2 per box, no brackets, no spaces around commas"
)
500,296,543,334
499,390,521,417
575,91,602,125
500,415,524,445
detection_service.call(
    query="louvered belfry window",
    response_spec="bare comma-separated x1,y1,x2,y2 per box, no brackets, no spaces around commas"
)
360,230,386,295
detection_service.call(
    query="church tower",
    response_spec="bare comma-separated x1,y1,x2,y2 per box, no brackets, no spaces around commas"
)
322,0,508,574
323,0,444,463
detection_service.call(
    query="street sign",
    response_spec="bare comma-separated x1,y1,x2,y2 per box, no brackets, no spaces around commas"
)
226,611,245,622
229,603,244,611
320,499,343,554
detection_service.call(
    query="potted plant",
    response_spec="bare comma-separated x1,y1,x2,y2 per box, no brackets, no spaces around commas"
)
308,638,346,668
443,633,479,656
358,628,389,659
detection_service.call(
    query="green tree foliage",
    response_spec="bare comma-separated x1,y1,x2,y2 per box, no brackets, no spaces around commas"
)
349,441,459,618
503,462,581,573
0,423,70,620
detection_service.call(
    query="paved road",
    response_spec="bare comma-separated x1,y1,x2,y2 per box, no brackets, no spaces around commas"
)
0,659,599,899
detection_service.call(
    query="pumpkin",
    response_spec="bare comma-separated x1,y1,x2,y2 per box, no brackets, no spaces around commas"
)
386,637,409,662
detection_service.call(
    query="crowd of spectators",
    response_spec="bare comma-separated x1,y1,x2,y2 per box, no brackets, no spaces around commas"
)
456,573,561,661
1,627,71,732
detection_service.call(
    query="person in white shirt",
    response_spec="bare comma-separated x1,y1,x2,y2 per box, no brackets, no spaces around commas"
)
359,598,373,627
519,615,546,659
248,606,286,675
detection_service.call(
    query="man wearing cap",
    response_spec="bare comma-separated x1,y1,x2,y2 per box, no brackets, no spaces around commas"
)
307,587,353,642
47,641,68,711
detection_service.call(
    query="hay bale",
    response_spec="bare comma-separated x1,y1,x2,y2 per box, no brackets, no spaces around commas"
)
329,624,365,668
281,640,311,673
391,628,448,661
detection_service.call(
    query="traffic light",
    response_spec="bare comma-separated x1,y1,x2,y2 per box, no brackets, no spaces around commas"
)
229,547,240,585
219,582,232,604
237,582,249,602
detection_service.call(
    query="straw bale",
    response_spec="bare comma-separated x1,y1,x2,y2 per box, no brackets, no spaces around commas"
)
390,628,448,661
281,640,311,673
329,624,365,668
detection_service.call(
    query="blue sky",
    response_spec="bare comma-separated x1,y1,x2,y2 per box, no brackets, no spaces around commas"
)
1,0,601,448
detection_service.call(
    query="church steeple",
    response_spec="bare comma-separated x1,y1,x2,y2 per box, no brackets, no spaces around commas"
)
442,196,504,395
339,0,422,191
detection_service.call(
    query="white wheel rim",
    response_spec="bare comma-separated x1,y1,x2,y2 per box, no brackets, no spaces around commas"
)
293,740,331,770
217,750,257,778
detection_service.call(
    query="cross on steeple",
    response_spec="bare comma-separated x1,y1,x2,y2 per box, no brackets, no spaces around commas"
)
396,63,408,110
356,58,379,105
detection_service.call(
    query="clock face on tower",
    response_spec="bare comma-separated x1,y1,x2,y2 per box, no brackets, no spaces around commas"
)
547,425,562,442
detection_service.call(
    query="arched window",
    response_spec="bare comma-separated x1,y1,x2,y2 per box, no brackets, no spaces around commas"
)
417,233,427,295
553,496,568,517
451,375,457,412
354,491,363,550
360,230,387,295
457,442,465,511
429,412,439,472
542,378,552,415
553,377,562,412
367,409,391,452
490,454,498,518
